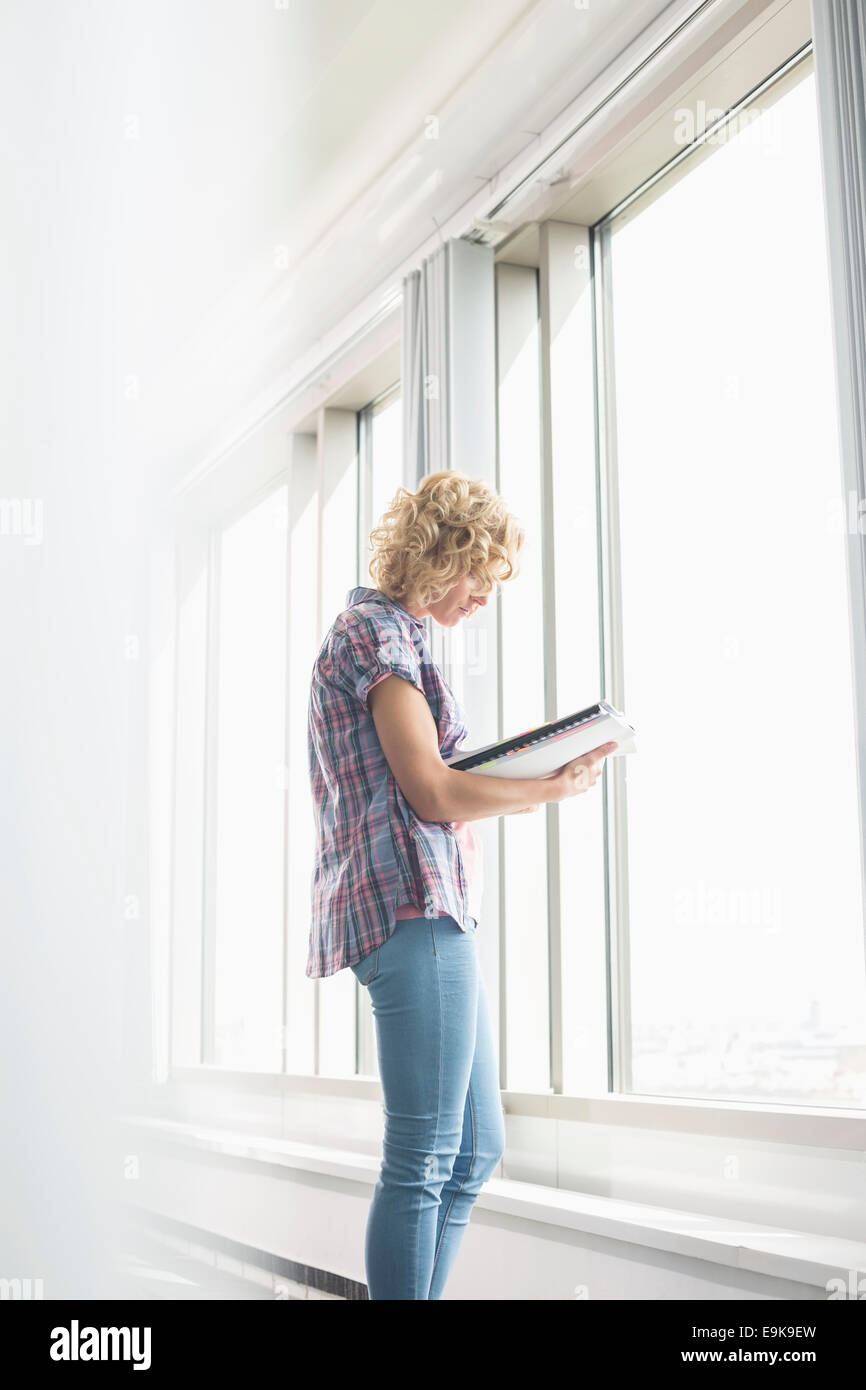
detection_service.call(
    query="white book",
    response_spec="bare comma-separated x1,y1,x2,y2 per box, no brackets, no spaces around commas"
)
442,699,636,780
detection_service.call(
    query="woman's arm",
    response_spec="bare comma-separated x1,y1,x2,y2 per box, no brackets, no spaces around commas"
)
368,673,616,824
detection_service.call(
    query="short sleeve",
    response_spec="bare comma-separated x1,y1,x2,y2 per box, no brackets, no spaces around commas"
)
332,615,424,710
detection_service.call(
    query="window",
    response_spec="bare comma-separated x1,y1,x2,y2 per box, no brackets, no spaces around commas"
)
495,264,550,1091
166,49,865,1129
358,386,403,588
210,486,288,1070
171,405,371,1079
596,60,866,1106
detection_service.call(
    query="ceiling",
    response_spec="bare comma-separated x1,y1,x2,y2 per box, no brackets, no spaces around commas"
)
2,0,681,491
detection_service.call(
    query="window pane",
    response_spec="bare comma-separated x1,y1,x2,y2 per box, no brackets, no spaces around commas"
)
285,457,318,1073
212,487,287,1070
170,554,208,1066
370,392,403,528
496,263,550,1092
607,68,866,1105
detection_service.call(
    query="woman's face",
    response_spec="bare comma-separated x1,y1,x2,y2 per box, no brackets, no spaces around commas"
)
422,572,489,628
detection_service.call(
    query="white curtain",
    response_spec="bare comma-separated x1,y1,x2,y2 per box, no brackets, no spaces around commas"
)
810,0,866,914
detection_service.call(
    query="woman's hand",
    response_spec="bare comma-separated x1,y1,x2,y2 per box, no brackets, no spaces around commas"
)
509,743,617,812
369,674,618,823
545,742,618,803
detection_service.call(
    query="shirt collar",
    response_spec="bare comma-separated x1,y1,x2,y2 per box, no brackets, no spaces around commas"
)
346,586,427,632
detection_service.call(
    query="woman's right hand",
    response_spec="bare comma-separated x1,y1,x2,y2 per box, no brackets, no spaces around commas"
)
547,742,618,802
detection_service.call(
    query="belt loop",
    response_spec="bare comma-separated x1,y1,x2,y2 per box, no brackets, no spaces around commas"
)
429,918,437,956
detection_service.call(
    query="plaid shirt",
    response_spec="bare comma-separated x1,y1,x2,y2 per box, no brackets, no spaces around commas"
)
306,586,474,978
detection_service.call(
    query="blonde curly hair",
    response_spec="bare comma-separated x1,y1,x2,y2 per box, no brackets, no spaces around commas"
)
367,471,525,611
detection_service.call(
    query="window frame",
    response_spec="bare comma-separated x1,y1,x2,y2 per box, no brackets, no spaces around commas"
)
590,41,866,1109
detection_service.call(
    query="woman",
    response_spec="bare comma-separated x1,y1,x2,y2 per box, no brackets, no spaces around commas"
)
306,470,616,1300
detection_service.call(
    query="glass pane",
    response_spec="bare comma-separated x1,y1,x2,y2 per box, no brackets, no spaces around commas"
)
607,68,866,1106
212,486,288,1070
170,556,209,1066
496,263,550,1092
285,467,318,1073
370,392,403,529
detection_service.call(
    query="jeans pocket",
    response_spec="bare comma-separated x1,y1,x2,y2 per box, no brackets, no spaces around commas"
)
350,945,381,987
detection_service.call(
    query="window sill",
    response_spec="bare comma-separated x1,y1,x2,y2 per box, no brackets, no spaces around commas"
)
162,1066,866,1150
122,1115,866,1292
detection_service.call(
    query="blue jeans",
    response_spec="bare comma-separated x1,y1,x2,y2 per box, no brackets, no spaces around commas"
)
351,913,506,1300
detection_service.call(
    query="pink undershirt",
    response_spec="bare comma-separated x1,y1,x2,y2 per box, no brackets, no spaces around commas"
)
396,819,483,924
